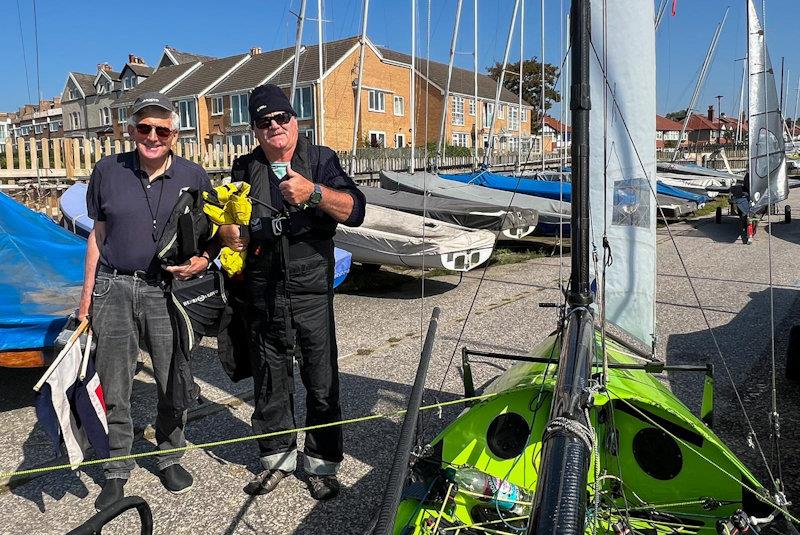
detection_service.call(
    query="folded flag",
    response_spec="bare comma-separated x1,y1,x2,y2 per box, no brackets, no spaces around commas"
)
35,340,109,466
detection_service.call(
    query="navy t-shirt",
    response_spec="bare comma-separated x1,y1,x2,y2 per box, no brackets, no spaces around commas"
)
86,151,211,274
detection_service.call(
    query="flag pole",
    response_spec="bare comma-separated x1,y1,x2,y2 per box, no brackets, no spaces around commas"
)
79,328,93,381
33,318,89,392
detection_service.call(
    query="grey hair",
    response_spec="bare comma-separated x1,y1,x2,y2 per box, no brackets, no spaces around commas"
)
127,108,180,131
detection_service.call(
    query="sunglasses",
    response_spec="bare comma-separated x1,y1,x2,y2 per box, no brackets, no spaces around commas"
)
135,123,175,139
254,112,294,130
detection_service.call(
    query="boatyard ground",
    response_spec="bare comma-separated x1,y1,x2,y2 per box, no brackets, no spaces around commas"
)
3,187,800,534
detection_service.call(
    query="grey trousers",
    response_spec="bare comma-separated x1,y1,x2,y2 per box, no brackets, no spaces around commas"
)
91,272,186,480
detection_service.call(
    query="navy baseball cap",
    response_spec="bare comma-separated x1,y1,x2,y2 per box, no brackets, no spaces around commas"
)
131,92,173,115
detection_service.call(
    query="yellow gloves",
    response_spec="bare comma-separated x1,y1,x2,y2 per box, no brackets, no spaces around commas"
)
203,182,253,277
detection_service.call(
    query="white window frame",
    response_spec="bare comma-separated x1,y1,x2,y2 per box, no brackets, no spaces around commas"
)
177,100,196,130
451,132,469,147
469,98,476,116
293,87,314,120
521,109,527,122
69,87,80,100
508,107,519,131
227,132,252,148
230,93,249,125
118,107,128,124
393,95,405,116
368,131,386,147
71,112,81,129
368,90,385,112
452,96,465,126
498,104,505,119
211,96,224,116
483,102,494,128
34,124,43,134
394,133,406,148
99,107,111,126
303,129,315,143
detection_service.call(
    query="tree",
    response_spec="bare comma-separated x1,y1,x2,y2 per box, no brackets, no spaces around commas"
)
486,57,560,132
665,109,688,122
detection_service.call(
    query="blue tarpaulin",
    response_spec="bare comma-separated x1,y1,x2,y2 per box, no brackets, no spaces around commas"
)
0,193,85,351
440,171,709,205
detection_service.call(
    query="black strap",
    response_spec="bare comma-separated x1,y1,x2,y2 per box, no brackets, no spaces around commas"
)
136,165,168,242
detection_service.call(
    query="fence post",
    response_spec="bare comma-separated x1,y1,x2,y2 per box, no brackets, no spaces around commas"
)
82,139,91,174
4,139,12,172
18,139,26,171
64,138,74,179
53,138,62,171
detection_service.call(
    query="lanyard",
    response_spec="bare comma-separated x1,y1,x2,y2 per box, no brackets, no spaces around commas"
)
137,170,167,242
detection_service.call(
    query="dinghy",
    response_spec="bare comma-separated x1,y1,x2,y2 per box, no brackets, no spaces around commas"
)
359,186,538,240
334,204,495,272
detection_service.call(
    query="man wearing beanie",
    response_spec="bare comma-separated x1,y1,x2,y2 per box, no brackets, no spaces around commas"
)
218,84,365,500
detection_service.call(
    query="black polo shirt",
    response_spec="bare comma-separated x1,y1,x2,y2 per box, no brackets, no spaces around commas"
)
86,150,211,274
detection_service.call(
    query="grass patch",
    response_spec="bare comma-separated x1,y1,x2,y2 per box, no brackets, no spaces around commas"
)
694,196,728,218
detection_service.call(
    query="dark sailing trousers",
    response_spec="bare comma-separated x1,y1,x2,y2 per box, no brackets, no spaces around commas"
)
248,274,343,475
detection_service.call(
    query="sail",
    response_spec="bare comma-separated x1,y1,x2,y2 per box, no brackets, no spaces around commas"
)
747,0,788,213
588,0,657,349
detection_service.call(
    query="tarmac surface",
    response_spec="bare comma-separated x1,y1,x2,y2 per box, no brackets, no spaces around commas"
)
2,186,800,534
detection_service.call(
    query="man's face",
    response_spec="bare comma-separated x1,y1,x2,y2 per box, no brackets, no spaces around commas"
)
128,108,177,163
253,112,298,155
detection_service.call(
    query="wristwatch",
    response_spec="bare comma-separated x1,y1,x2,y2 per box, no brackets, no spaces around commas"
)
308,183,322,207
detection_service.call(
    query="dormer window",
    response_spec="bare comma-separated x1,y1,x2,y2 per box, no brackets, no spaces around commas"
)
69,86,80,100
123,75,136,90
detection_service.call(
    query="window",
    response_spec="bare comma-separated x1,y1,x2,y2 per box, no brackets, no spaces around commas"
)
34,124,43,134
482,102,494,128
100,107,111,126
368,131,386,147
368,90,385,112
394,133,406,148
303,129,315,143
227,133,252,148
521,109,527,122
451,132,469,147
452,96,465,126
508,107,519,131
211,96,224,116
69,86,80,100
498,104,505,119
123,75,136,90
71,112,81,129
393,95,405,116
293,87,313,119
177,100,196,130
230,93,249,125
118,107,128,124
469,99,476,116
48,121,60,132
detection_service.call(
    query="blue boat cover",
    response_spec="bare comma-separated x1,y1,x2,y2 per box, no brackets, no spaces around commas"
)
440,171,708,205
0,193,86,351
333,247,352,288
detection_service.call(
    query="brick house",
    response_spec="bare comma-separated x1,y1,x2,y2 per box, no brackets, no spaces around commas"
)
9,99,63,141
655,114,685,149
61,72,95,138
0,113,10,144
541,115,571,151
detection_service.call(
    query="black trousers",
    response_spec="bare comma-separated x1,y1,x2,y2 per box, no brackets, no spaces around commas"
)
246,251,343,470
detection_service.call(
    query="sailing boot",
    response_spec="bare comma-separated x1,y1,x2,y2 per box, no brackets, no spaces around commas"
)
94,478,126,511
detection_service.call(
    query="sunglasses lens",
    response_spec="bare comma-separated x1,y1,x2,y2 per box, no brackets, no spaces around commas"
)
135,124,151,136
135,124,172,138
155,126,173,138
256,112,293,129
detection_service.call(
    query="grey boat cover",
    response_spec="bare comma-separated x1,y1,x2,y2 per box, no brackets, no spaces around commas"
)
335,204,496,258
380,170,569,225
656,162,741,182
359,186,538,231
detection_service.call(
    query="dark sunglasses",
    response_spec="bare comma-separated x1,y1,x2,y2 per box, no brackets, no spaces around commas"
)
254,112,293,130
135,123,174,138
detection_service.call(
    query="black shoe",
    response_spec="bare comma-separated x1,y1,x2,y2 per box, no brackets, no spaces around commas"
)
243,469,291,496
160,464,193,494
307,475,340,501
94,478,125,511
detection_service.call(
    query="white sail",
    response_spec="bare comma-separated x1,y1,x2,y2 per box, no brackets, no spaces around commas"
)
747,0,788,213
588,0,657,349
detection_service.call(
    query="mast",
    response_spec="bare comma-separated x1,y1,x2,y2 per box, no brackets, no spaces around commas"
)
316,0,325,145
473,0,479,168
671,8,728,162
409,0,416,173
540,0,545,173
516,0,524,173
290,0,308,102
483,0,521,167
792,75,800,144
436,0,464,169
349,0,370,178
654,0,669,30
528,1,593,532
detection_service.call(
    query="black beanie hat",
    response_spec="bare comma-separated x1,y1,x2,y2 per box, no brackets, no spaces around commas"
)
248,84,296,122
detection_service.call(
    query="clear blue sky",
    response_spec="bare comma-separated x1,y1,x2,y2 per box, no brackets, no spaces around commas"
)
2,1,798,119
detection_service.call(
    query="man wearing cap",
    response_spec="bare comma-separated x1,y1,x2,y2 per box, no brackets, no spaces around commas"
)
218,84,365,500
77,92,213,510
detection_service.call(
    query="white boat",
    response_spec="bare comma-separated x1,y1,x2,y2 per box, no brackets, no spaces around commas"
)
334,204,495,272
657,176,720,198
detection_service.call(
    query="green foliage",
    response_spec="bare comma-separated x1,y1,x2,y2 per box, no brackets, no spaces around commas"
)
666,109,688,122
486,57,560,129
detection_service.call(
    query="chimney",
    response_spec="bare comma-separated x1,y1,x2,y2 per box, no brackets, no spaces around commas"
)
250,46,262,56
97,62,113,72
707,105,714,122
128,54,146,65
53,96,61,107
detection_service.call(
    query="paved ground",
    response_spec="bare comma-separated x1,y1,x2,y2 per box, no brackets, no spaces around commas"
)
2,186,800,534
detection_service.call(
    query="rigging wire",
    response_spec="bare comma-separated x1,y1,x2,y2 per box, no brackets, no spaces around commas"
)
15,0,32,104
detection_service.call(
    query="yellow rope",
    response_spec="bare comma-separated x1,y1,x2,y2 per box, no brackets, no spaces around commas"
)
1,392,500,481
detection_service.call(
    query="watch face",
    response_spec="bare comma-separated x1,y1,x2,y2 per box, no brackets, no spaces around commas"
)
309,184,322,205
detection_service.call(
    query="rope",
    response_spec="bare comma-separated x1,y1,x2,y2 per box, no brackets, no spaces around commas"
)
0,392,501,481
543,415,595,452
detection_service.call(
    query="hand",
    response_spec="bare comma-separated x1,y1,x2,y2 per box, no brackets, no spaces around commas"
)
279,165,315,205
77,300,90,322
165,255,209,281
218,224,248,251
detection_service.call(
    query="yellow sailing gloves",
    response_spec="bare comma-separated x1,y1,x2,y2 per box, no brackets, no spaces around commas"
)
203,182,253,277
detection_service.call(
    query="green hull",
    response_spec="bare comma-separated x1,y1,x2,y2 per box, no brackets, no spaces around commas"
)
393,332,768,534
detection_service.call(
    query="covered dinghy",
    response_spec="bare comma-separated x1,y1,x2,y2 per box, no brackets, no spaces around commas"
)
0,192,86,367
359,186,538,239
334,204,496,271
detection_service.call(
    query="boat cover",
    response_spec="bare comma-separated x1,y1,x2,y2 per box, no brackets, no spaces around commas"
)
440,171,570,201
657,162,741,182
359,186,538,231
334,204,495,257
0,192,86,351
656,181,709,204
657,173,734,191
